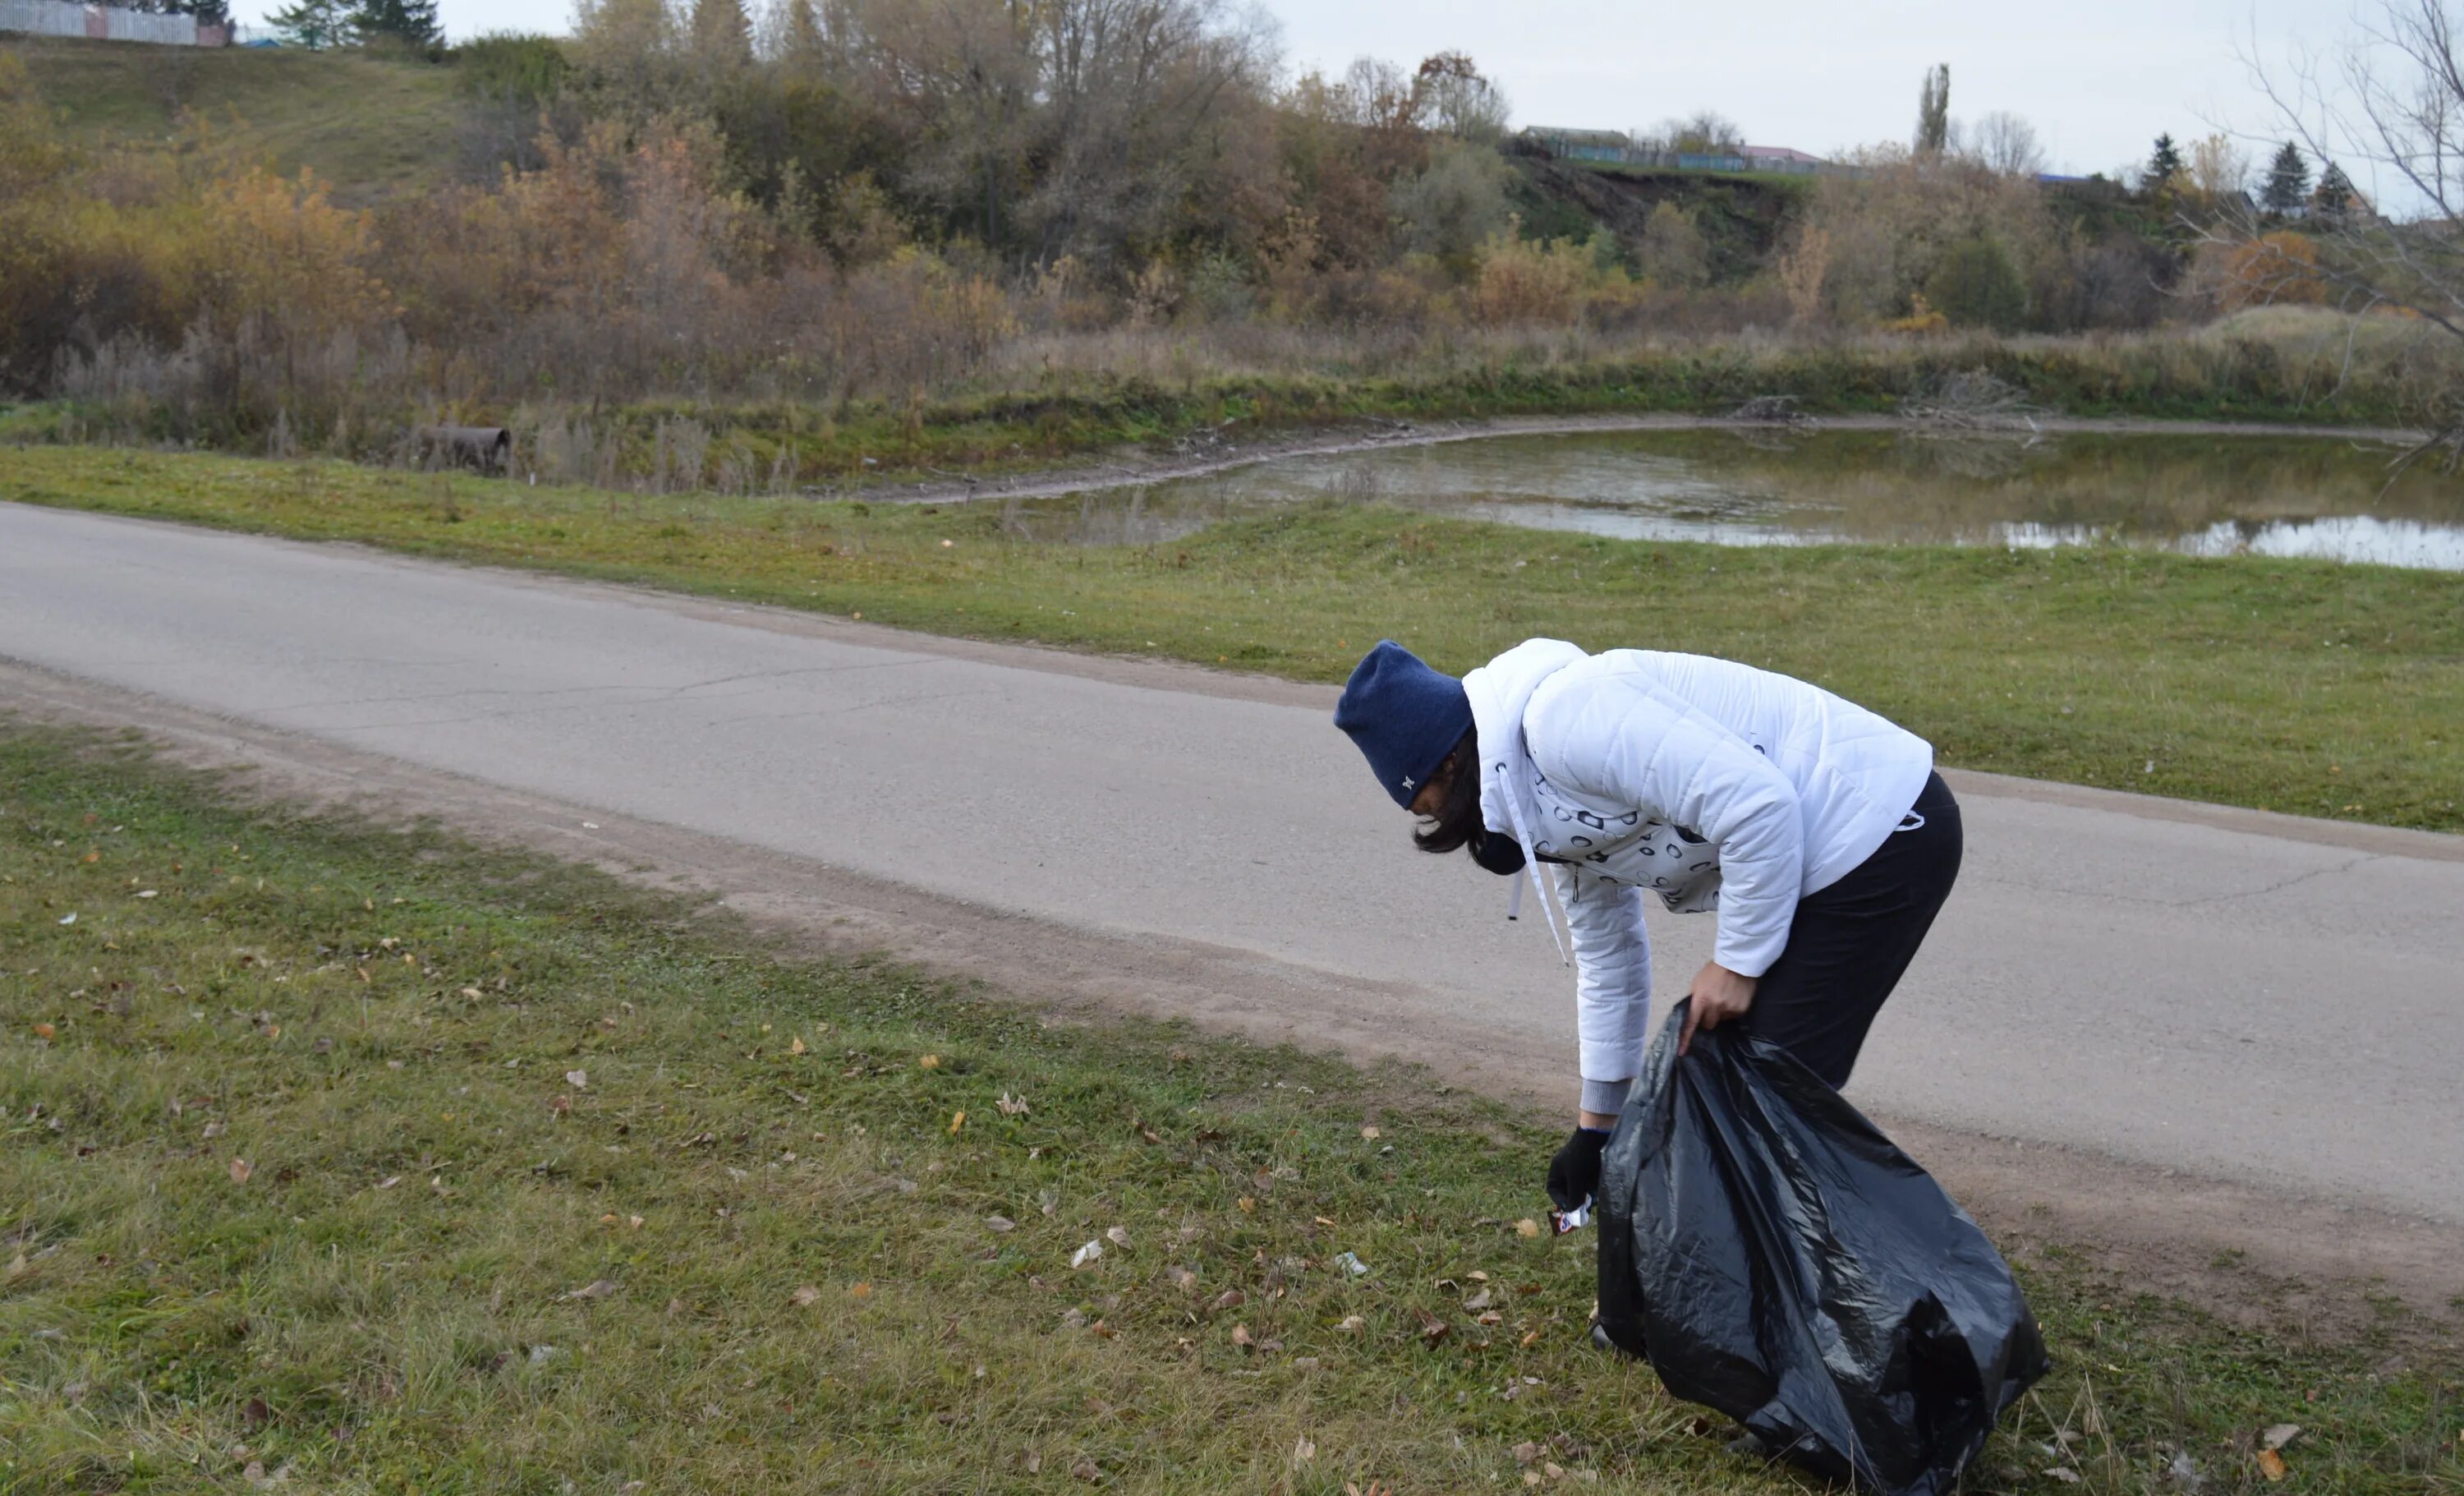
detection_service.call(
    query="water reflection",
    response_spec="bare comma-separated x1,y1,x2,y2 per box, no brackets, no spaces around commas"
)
981,428,2464,570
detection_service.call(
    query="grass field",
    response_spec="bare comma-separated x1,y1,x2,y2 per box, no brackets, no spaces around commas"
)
2,726,2456,1494
4,35,459,202
5,444,2461,835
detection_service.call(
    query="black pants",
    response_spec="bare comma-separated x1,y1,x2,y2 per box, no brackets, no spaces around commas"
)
1743,771,1961,1090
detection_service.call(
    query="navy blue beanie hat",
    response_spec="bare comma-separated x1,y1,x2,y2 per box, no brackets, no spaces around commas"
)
1335,640,1473,809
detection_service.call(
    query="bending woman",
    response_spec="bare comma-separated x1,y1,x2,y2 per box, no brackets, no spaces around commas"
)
1334,638,1962,1217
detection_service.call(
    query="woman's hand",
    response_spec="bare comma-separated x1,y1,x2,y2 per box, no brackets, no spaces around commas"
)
1679,960,1758,1056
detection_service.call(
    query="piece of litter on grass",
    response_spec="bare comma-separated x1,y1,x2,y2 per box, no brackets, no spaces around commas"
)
57,914,75,926
791,1286,821,1306
1338,1314,1366,1333
1105,1225,1130,1247
564,1070,587,1089
2261,1425,2302,1452
563,1279,618,1301
527,1344,559,1365
2045,1469,2081,1484
1333,1251,1370,1277
1070,1240,1103,1268
986,1215,1016,1232
136,890,157,899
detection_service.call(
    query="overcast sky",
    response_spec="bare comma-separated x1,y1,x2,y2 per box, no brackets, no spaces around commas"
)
230,0,2351,183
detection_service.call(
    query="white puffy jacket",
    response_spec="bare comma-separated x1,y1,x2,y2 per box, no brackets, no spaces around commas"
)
1462,639,1933,1112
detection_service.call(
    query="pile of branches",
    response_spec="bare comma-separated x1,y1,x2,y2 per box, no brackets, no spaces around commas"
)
1898,370,2048,433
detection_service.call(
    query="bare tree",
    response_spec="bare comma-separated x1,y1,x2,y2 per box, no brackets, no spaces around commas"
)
1971,111,2045,177
1413,51,1510,142
2232,0,2464,463
1636,110,1744,157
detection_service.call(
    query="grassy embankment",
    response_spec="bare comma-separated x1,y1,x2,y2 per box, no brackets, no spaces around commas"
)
3,727,2457,1493
9,316,2444,490
5,34,459,204
5,444,2461,835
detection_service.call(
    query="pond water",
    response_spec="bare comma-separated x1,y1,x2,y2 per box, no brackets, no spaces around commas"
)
981,429,2464,570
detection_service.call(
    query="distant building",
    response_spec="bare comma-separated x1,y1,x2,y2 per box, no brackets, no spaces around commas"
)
1743,145,1827,173
1522,127,1634,163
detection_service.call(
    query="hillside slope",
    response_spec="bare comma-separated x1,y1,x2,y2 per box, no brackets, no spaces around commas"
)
6,34,460,202
1507,154,1809,282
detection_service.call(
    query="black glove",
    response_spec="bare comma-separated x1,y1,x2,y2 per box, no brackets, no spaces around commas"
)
1546,1125,1611,1212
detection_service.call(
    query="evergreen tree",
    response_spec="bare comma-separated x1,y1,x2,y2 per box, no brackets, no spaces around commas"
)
690,0,755,71
1914,63,1950,155
779,0,824,61
2262,140,2310,214
350,0,441,48
268,0,350,48
2314,162,2357,220
2145,133,2186,193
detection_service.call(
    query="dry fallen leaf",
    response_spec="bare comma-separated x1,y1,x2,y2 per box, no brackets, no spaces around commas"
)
789,1036,807,1056
1236,1196,1256,1213
228,1158,253,1185
1105,1225,1130,1248
1478,1311,1504,1326
563,1278,618,1301
918,1054,941,1070
1519,1329,1542,1349
998,1092,1029,1116
848,1282,872,1298
1070,1240,1104,1269
1338,1314,1367,1333
986,1215,1017,1233
1211,1289,1245,1311
376,1176,402,1190
2257,1451,2288,1482
31,1023,54,1040
1292,1434,1317,1464
564,1070,587,1089
1464,1289,1493,1311
2262,1425,2303,1452
949,1110,966,1135
1514,1218,1542,1239
1070,1461,1100,1483
1360,1125,1381,1139
791,1286,821,1306
2045,1470,2081,1485
1230,1324,1255,1350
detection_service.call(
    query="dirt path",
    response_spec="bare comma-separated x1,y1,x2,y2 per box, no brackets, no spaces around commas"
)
853,411,2430,507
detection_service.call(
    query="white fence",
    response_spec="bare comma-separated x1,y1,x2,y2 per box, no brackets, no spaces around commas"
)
0,0,243,46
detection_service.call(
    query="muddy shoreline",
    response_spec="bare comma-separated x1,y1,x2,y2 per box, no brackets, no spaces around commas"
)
849,411,2430,508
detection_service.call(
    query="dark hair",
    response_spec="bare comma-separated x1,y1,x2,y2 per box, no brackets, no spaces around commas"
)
1411,728,1482,856
1413,727,1528,875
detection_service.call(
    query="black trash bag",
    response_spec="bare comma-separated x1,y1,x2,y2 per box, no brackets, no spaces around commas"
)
1595,1001,2048,1496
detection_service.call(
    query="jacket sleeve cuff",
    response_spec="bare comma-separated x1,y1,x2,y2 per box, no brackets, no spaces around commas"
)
1580,1075,1633,1116
1712,929,1786,979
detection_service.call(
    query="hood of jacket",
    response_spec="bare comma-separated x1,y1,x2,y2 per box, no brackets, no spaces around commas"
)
1462,637,1590,960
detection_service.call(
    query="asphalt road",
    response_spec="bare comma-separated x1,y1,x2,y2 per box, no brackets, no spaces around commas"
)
7,501,2462,1224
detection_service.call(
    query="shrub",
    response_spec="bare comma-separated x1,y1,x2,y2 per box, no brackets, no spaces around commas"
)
1924,237,2029,331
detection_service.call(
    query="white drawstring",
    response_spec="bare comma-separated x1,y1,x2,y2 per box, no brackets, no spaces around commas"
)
1494,759,1570,966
